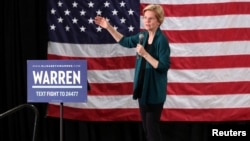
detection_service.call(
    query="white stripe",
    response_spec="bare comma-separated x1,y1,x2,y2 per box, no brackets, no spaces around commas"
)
165,94,250,108
48,41,250,58
48,41,136,58
158,15,250,30
141,0,250,5
168,68,250,83
50,95,138,109
170,41,250,57
87,68,250,83
49,94,250,109
88,69,134,83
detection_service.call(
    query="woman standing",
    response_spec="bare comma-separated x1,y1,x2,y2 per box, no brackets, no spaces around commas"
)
94,4,170,141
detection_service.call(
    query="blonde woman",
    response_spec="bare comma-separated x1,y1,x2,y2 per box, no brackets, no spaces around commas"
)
95,4,170,141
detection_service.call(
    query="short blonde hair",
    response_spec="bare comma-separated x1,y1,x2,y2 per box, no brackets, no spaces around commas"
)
143,4,165,25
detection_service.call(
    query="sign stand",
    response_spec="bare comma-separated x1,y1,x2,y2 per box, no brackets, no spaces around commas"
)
60,102,64,141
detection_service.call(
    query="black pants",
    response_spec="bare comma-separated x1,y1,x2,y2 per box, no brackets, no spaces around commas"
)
139,102,164,141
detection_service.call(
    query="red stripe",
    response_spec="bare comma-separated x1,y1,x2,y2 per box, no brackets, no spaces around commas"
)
47,104,141,121
46,104,250,121
163,108,250,121
168,82,250,95
171,55,250,69
89,81,250,96
48,54,136,70
48,54,250,71
88,82,133,95
84,81,250,96
165,28,250,43
141,2,250,17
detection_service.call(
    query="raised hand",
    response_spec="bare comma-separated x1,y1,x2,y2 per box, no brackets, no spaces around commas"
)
94,16,109,29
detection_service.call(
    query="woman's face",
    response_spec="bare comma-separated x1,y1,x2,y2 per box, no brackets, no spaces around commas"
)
143,10,160,31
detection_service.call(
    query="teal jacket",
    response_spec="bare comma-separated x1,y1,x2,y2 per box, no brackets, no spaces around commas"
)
119,28,171,105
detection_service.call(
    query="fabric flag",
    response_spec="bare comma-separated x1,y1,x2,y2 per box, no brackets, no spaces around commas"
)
46,0,250,121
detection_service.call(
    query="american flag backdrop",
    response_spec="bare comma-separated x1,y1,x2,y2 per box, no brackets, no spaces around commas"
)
46,0,250,121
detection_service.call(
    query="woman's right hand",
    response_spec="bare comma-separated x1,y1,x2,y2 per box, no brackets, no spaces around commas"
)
94,16,109,29
94,16,123,42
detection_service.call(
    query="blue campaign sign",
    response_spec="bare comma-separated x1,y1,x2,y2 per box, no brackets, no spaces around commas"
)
27,60,87,103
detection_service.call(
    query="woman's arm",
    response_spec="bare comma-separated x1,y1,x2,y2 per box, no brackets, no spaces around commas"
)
137,44,159,69
94,16,123,42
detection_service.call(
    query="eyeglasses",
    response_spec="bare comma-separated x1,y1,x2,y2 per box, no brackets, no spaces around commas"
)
143,17,157,21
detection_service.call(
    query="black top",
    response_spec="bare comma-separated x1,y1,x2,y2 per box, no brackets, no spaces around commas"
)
134,43,151,98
